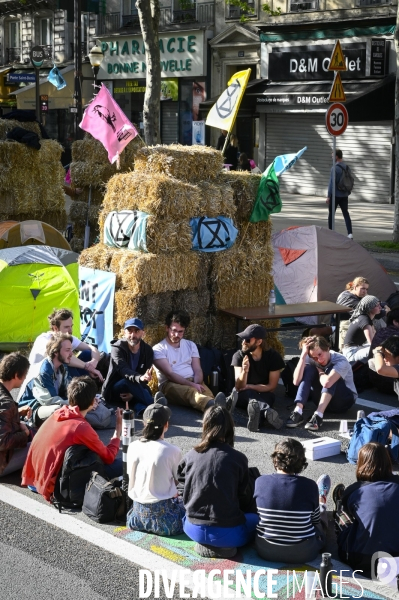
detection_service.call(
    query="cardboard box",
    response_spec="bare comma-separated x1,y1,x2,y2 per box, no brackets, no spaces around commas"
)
302,437,341,461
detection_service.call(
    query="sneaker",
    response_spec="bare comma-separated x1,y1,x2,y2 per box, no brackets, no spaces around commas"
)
154,391,166,404
247,399,260,432
226,389,238,413
194,542,237,558
348,234,353,239
332,482,345,506
264,407,284,430
317,474,331,503
214,392,226,408
285,411,304,428
27,485,38,493
305,413,323,431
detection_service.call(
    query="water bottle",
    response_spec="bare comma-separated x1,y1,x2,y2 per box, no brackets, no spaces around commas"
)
122,408,135,503
269,289,276,313
320,552,333,598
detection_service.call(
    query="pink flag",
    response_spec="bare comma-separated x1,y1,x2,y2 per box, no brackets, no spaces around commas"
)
80,84,138,164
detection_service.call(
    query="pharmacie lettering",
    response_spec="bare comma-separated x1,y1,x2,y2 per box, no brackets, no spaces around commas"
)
290,56,362,74
102,35,196,58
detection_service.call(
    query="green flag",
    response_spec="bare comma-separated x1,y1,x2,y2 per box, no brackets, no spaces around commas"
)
249,161,282,223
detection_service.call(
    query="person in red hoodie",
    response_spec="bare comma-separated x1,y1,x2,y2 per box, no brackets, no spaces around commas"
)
22,376,123,502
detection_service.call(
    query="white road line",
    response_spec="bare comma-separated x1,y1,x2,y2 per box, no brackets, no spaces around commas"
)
0,486,246,600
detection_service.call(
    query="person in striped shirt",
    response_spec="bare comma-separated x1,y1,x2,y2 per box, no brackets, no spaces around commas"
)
254,438,331,563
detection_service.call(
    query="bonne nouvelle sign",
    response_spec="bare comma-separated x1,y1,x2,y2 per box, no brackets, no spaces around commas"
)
99,31,204,79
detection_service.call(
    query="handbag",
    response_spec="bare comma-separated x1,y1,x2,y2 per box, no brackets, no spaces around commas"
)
82,472,126,523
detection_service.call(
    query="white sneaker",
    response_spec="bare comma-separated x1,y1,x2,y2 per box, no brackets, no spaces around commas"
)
348,234,353,239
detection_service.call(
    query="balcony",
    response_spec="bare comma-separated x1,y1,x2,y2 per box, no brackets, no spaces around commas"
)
122,9,140,27
173,7,196,23
226,1,256,19
289,0,319,10
122,2,214,28
6,47,21,63
98,12,121,34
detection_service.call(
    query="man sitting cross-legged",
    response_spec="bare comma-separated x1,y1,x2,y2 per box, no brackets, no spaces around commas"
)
285,336,357,431
102,317,154,417
22,376,122,502
153,310,225,412
19,333,73,426
231,324,285,432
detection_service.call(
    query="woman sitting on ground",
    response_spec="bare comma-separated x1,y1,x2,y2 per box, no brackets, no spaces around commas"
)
126,402,185,536
336,277,370,319
343,295,381,363
372,335,399,398
254,438,330,563
334,442,399,575
368,312,399,393
178,405,258,558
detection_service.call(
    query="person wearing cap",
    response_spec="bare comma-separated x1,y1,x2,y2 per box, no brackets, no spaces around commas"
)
126,403,185,536
153,310,225,413
286,336,357,432
102,318,154,417
231,324,285,432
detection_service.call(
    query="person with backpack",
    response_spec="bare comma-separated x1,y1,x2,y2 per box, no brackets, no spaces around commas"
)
326,149,354,239
22,376,123,502
334,442,399,575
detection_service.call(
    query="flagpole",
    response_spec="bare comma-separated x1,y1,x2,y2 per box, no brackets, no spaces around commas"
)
221,132,231,157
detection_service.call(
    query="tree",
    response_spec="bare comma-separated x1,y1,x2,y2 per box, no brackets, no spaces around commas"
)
136,0,161,145
394,12,399,240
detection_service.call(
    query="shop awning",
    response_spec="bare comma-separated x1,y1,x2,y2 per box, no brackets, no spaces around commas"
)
259,24,395,43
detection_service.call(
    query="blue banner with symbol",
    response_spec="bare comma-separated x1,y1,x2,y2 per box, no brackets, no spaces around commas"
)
79,266,116,352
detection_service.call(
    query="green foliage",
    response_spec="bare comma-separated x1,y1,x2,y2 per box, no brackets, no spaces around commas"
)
262,3,282,16
374,241,399,251
228,0,255,22
178,0,194,9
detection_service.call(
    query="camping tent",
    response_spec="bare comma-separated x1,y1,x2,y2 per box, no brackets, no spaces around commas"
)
272,225,397,325
0,220,71,251
0,245,79,349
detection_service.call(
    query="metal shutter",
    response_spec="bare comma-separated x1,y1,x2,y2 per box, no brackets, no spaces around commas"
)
161,101,178,145
266,114,392,203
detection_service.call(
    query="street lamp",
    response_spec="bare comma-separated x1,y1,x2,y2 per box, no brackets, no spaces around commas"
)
88,44,104,90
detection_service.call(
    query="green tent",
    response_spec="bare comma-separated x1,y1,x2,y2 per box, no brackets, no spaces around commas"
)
0,245,79,350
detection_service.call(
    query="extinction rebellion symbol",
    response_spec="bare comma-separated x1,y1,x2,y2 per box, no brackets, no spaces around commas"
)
215,79,242,119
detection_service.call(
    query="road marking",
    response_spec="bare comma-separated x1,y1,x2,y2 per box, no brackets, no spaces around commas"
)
0,486,246,599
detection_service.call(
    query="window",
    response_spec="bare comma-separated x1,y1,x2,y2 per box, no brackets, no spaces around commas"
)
9,21,20,48
290,0,319,11
40,19,53,46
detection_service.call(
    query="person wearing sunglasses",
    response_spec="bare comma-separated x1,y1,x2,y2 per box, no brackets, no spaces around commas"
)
231,324,285,432
153,310,226,413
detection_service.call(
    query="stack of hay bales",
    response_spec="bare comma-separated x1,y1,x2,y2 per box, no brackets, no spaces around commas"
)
0,119,66,229
69,133,145,251
79,144,284,356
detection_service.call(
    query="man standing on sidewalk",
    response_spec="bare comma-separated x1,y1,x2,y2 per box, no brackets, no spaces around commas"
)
326,149,353,239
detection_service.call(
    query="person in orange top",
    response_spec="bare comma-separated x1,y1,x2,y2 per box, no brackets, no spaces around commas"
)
22,376,122,502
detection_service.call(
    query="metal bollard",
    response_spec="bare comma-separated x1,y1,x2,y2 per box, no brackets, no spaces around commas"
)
122,407,135,508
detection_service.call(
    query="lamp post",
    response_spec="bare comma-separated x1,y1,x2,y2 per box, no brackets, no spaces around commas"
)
88,44,104,92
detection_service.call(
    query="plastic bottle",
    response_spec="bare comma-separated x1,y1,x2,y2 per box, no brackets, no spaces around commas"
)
122,408,135,502
320,552,333,598
269,289,276,313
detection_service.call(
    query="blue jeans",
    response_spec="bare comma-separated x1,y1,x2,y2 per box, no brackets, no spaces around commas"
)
295,364,355,413
103,456,123,480
328,196,352,235
112,379,153,416
68,350,93,379
183,513,259,548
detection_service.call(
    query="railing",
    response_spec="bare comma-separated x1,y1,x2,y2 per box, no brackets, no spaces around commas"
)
98,12,121,34
122,9,140,27
289,0,319,11
6,47,21,63
123,2,213,28
172,8,196,23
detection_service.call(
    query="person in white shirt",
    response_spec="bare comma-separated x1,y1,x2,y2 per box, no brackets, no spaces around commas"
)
152,310,225,413
126,403,185,536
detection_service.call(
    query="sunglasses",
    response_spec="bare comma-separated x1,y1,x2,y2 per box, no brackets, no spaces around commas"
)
242,338,252,343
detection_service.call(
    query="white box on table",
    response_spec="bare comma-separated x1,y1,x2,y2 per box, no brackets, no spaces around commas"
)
302,437,341,461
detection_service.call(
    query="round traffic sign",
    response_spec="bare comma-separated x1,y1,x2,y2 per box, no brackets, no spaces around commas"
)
325,102,348,137
30,45,45,68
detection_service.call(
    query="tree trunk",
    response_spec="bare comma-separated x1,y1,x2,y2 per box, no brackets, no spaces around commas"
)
394,13,399,241
136,0,161,146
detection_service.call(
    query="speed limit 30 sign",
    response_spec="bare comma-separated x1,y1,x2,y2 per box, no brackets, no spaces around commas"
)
325,102,348,136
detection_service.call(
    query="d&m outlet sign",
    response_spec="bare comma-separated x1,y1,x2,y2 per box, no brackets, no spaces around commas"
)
99,31,205,79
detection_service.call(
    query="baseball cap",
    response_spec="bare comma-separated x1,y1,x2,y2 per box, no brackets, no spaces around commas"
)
143,403,172,428
124,317,144,330
237,324,267,340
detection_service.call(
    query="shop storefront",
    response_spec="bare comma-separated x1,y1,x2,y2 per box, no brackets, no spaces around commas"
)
257,28,395,203
99,30,209,145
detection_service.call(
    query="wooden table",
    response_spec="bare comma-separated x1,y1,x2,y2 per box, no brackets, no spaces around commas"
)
220,301,350,351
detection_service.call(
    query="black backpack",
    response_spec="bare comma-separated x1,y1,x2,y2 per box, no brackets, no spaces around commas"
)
52,445,106,512
83,472,126,523
280,357,300,398
337,163,354,194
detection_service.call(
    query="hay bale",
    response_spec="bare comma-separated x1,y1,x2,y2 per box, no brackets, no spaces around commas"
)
115,290,173,326
219,171,262,223
99,209,193,254
71,186,105,206
134,144,224,183
79,243,115,271
104,172,202,219
70,237,84,253
0,119,42,140
69,201,100,238
0,210,67,231
143,316,211,347
173,286,211,316
212,244,274,310
196,181,236,219
108,249,202,296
